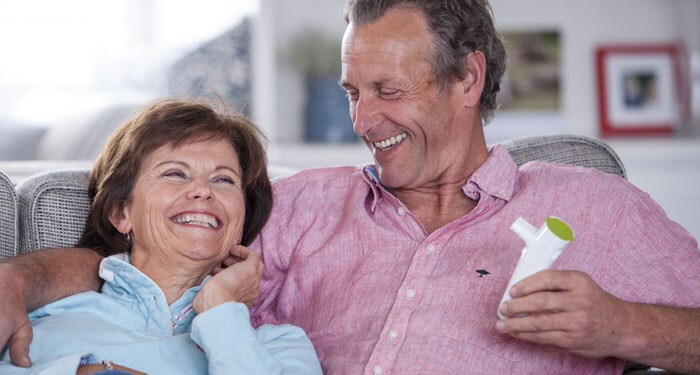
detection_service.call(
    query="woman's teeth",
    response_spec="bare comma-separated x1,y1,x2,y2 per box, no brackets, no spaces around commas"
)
373,133,407,150
173,213,219,228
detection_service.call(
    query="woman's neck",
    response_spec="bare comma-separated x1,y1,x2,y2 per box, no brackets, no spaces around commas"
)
130,251,215,304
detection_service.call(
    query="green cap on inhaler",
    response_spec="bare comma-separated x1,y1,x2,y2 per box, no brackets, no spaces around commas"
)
546,217,574,242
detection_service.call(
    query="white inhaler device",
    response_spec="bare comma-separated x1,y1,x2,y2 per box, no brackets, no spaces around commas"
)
497,216,574,319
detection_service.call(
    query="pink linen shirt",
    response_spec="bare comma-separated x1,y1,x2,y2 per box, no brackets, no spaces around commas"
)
250,145,700,374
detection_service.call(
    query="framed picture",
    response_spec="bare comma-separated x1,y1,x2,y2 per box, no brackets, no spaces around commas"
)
596,44,686,136
499,30,561,111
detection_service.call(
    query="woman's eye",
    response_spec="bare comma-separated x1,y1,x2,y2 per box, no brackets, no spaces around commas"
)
214,176,237,185
163,170,187,179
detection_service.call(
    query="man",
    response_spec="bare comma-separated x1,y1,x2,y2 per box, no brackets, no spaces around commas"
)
1,0,700,373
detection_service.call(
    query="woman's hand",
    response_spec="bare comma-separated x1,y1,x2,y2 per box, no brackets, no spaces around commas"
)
193,246,264,313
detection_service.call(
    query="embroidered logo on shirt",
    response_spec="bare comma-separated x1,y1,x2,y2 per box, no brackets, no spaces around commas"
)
476,269,491,278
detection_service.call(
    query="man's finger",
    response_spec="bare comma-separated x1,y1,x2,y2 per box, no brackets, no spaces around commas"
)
499,311,576,334
501,291,568,317
8,322,32,367
510,270,586,297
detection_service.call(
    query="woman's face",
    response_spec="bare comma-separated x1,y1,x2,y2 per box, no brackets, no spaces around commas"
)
112,138,245,265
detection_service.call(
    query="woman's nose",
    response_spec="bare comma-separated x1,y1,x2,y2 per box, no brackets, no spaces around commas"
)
187,178,213,200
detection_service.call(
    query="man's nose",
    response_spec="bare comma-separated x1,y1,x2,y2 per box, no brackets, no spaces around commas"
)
352,94,380,137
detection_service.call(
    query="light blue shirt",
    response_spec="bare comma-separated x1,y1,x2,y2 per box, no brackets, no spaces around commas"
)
0,254,322,374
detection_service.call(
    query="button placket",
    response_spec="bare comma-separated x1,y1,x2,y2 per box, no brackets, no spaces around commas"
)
365,238,443,374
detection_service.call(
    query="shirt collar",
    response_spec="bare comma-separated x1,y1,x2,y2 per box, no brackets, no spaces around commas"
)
465,144,518,202
99,253,207,333
360,144,518,212
361,165,383,213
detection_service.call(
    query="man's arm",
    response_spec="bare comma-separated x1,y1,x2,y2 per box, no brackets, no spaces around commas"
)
0,247,102,367
496,270,700,374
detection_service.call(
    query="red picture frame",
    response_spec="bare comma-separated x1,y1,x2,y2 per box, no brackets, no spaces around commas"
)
596,44,687,137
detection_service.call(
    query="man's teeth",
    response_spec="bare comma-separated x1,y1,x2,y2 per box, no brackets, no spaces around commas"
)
173,214,219,228
373,133,407,150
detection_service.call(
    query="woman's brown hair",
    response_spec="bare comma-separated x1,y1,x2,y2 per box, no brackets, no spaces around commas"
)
78,98,273,256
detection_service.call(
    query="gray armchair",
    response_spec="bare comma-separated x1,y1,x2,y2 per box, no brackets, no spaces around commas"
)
0,170,18,259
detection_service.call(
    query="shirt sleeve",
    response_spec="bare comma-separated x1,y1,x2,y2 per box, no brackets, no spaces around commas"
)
601,185,700,306
190,302,322,375
0,352,86,375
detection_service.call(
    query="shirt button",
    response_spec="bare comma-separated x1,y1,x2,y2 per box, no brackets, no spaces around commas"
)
397,207,406,216
426,244,436,254
406,289,416,299
374,366,383,375
388,330,398,341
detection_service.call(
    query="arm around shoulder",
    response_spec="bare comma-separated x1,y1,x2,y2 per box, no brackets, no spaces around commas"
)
0,247,102,366
0,247,103,311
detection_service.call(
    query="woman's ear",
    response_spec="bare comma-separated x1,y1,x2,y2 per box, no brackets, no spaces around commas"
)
109,204,132,235
460,50,487,108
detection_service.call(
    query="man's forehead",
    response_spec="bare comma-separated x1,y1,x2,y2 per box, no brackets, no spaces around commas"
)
342,8,432,56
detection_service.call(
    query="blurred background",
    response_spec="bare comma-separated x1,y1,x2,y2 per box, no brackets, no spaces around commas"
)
0,0,698,238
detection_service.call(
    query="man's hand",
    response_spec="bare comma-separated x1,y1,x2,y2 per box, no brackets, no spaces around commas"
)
495,270,630,358
194,245,264,313
0,264,33,367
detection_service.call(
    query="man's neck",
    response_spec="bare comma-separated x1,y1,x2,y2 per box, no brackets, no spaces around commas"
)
394,183,478,234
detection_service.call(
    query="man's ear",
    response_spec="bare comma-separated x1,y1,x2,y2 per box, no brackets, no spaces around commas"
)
460,50,487,108
109,204,132,235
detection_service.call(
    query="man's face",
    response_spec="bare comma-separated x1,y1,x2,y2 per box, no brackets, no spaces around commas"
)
341,7,478,191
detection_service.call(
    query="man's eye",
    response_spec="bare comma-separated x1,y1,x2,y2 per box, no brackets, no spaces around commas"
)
345,90,359,101
380,88,399,97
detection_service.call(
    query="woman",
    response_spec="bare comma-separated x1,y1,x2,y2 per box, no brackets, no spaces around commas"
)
0,99,321,374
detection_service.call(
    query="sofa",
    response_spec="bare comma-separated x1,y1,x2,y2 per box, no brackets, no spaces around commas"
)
1,134,665,373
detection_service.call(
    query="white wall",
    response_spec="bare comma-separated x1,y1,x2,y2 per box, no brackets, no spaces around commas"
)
491,0,700,137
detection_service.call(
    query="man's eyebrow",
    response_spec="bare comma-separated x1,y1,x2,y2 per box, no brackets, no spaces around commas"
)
339,79,391,89
371,79,390,88
339,79,353,89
